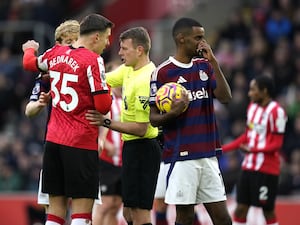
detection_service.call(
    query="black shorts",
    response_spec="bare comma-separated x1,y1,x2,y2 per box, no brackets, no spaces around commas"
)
99,159,122,196
122,138,161,209
236,170,279,210
42,141,99,199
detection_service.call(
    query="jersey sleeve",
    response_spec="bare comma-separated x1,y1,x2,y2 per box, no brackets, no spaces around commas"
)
36,45,61,72
149,69,159,105
106,64,126,88
90,56,112,114
89,56,110,94
23,48,39,72
271,106,287,134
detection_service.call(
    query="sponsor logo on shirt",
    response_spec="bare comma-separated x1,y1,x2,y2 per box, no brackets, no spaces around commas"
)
187,88,209,101
139,96,149,110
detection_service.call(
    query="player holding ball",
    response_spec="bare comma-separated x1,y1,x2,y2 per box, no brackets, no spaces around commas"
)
149,17,232,225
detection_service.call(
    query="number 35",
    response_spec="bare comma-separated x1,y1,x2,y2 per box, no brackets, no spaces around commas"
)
50,71,79,112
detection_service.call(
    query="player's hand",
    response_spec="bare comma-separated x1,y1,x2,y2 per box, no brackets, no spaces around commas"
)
86,109,107,126
170,89,189,116
197,40,216,62
98,139,104,155
239,144,251,153
38,92,51,106
22,40,40,52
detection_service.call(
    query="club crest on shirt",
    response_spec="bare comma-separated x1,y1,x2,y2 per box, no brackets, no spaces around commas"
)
199,70,208,81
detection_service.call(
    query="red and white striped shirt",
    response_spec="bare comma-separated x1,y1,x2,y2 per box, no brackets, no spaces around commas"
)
223,101,287,175
100,94,123,166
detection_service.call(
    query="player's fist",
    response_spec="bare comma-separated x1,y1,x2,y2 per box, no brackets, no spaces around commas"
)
22,40,39,52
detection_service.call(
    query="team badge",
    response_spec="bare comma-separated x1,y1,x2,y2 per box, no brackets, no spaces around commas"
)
199,70,208,81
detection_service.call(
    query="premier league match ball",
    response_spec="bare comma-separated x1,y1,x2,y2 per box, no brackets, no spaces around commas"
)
155,82,188,113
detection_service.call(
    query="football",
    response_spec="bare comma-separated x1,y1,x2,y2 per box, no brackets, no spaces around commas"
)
155,82,188,113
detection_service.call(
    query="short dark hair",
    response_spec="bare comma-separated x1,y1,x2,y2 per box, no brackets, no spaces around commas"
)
254,75,275,98
120,27,151,54
80,13,114,35
172,17,202,39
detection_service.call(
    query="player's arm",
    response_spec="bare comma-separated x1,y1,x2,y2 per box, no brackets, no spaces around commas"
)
198,40,232,103
108,120,148,137
22,40,40,72
93,92,112,115
25,91,50,117
211,60,232,104
222,133,247,153
25,101,45,118
86,109,148,137
250,133,284,153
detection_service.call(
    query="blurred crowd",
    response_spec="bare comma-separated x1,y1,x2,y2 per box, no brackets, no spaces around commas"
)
0,0,299,197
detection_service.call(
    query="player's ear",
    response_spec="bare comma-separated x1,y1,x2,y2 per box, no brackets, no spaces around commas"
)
95,32,102,42
136,45,144,56
177,33,185,43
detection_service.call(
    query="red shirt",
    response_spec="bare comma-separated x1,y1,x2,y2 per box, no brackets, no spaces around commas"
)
38,45,110,150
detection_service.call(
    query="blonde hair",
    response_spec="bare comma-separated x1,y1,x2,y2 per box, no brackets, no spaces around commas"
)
55,20,80,43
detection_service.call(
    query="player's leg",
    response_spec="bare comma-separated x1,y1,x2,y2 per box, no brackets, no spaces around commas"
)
62,145,99,225
165,160,201,225
93,159,123,225
92,191,104,225
261,173,279,225
204,201,231,225
37,169,49,216
154,198,169,225
197,157,231,225
154,162,169,225
192,207,201,225
175,205,195,225
231,170,252,225
42,141,68,224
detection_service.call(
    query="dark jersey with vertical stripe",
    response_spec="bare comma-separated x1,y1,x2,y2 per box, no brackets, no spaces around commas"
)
149,56,221,163
29,73,51,140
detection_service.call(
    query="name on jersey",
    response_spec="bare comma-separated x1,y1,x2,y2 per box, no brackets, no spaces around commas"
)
187,87,208,101
49,55,79,72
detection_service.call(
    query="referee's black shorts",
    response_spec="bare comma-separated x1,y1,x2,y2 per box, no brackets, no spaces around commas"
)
122,138,161,209
236,170,279,210
42,141,99,199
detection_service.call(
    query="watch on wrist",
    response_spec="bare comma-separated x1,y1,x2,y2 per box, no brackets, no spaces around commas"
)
103,118,111,128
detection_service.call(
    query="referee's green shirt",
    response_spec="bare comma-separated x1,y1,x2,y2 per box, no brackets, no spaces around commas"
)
106,62,158,141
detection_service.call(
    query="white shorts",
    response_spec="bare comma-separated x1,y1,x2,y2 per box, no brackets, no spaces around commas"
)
37,170,49,205
165,157,227,205
154,162,169,198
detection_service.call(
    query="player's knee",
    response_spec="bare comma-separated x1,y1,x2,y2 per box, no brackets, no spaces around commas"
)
212,213,232,225
234,204,249,218
176,210,194,225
